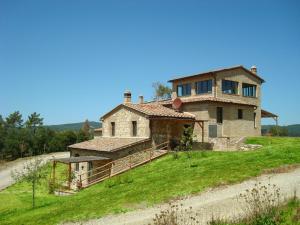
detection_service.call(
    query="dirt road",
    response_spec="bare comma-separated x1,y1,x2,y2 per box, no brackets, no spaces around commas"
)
0,152,69,191
66,167,300,225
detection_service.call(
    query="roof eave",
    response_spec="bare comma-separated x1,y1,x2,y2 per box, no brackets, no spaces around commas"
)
168,65,265,83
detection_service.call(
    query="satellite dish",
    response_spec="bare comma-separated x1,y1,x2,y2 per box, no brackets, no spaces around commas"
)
172,97,183,110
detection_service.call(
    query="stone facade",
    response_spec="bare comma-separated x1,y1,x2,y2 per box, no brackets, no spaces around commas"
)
102,106,150,138
150,119,193,147
170,67,262,141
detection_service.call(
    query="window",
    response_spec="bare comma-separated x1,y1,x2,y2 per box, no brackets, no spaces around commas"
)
88,162,93,178
254,113,257,128
74,154,79,171
177,83,191,97
238,109,243,119
132,121,137,137
111,122,115,136
195,79,212,94
222,80,238,94
242,83,256,97
217,107,223,124
75,163,79,171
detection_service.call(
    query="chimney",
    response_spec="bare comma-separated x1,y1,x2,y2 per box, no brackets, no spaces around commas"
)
250,65,257,74
124,90,131,104
138,95,144,104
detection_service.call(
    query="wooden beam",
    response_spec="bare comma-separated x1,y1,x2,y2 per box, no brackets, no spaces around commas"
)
196,121,205,143
202,121,204,143
52,161,56,185
68,163,71,190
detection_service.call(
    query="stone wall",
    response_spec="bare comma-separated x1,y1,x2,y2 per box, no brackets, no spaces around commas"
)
150,119,194,148
169,68,262,140
102,106,150,138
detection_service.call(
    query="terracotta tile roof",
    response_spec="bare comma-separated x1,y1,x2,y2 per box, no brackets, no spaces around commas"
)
168,65,265,83
159,96,257,107
69,137,150,152
123,103,196,119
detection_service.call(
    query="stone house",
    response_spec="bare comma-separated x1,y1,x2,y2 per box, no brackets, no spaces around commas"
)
59,65,277,187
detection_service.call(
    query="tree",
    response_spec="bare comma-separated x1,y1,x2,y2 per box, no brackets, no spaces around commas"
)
152,82,172,101
77,119,91,142
269,126,288,136
174,126,194,151
24,113,44,156
25,112,43,130
0,115,5,159
12,158,46,208
6,111,23,128
82,119,90,137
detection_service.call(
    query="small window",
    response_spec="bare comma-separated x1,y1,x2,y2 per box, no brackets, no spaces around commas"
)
111,122,115,136
195,79,212,94
222,80,238,95
242,83,256,97
238,109,243,119
254,113,257,128
217,107,223,124
132,121,137,137
74,154,79,171
177,83,191,97
88,162,93,177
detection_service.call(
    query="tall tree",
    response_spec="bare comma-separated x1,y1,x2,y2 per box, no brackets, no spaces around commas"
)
0,115,5,158
25,112,43,129
6,111,23,128
152,82,172,101
82,119,90,137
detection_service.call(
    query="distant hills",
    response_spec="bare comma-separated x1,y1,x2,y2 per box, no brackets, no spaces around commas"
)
46,121,101,131
262,124,300,137
46,121,300,136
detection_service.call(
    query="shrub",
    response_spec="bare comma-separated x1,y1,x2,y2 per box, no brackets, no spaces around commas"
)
150,203,199,225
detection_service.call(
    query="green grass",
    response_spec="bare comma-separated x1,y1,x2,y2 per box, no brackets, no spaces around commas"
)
1,137,300,225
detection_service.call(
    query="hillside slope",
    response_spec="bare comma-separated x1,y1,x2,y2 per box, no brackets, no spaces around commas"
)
1,137,300,225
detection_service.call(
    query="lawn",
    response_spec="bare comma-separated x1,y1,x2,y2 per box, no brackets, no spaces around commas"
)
0,137,300,225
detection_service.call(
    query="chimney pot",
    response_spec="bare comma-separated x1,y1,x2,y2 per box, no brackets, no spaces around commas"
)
250,65,257,74
138,95,144,104
124,90,131,103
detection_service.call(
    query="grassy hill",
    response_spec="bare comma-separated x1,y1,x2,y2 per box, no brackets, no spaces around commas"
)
262,124,300,136
46,121,101,131
1,137,300,225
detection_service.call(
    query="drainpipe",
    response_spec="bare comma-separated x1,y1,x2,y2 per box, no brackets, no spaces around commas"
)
212,72,217,98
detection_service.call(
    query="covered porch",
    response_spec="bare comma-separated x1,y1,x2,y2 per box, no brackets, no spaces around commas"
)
51,156,111,190
261,109,279,125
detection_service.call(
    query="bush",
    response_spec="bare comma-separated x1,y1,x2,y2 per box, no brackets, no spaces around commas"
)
150,203,199,225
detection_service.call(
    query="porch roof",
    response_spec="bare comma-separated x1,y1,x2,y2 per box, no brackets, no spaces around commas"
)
68,137,150,152
261,109,278,118
54,156,110,164
160,96,257,107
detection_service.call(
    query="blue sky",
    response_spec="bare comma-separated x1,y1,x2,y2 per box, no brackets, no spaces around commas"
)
0,0,299,125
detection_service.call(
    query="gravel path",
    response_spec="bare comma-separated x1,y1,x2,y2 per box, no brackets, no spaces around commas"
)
0,152,69,191
66,167,300,225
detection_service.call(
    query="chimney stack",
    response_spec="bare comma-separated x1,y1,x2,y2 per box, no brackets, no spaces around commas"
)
250,65,257,74
138,95,144,104
124,90,131,104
